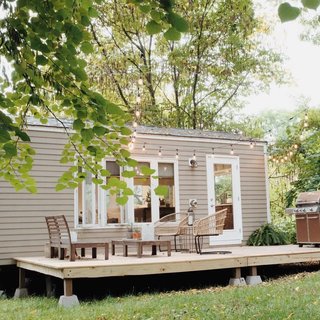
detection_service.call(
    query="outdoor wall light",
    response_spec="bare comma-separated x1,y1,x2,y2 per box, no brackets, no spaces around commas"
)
188,158,198,168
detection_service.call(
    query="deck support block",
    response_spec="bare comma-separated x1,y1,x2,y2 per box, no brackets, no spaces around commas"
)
58,279,79,307
58,295,79,308
229,267,246,286
246,266,262,285
14,268,28,298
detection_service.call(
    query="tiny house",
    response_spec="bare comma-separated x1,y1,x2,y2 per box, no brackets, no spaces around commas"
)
0,120,270,266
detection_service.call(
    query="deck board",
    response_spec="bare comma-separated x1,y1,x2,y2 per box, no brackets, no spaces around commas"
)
15,245,320,280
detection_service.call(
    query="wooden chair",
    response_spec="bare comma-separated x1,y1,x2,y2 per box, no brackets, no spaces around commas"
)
154,212,188,251
193,208,231,254
45,215,109,261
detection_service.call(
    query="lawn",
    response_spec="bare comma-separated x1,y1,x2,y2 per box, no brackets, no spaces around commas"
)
1,271,320,320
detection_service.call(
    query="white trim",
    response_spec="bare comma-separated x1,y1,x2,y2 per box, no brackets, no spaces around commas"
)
264,144,271,223
206,154,243,244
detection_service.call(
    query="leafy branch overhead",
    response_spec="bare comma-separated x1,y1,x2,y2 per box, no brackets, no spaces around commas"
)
278,0,320,22
0,0,187,193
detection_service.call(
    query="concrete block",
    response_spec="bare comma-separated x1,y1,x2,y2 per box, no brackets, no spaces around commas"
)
246,275,262,285
13,288,28,298
58,295,79,308
229,277,246,286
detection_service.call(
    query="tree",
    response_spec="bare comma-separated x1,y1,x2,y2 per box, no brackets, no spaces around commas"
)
268,108,320,216
0,0,187,195
88,0,283,130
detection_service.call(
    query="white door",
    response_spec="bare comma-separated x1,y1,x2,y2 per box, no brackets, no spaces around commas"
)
206,155,243,244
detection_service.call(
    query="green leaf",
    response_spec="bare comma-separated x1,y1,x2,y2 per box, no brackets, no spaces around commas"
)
140,4,151,13
140,166,156,175
36,55,48,65
3,143,17,157
278,3,301,22
93,126,107,136
92,177,103,184
120,127,132,136
116,195,128,205
15,129,30,142
73,119,85,130
154,185,168,197
0,129,11,143
105,102,124,115
164,27,181,41
55,184,66,191
120,149,130,158
123,187,134,196
80,128,94,141
146,20,162,35
122,170,136,178
26,185,37,193
302,0,320,9
80,41,94,54
168,13,189,32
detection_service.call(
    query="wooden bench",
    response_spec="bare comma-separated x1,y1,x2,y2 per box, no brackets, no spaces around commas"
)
45,215,109,261
111,239,171,258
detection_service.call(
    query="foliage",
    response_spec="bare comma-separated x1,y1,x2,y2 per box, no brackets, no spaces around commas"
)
88,0,283,130
3,272,320,319
0,0,187,192
268,108,320,208
247,223,288,246
278,0,320,22
273,216,297,244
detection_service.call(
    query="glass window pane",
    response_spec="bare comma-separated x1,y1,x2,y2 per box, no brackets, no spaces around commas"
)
214,163,233,230
134,163,151,222
159,163,175,218
84,172,93,224
106,161,121,224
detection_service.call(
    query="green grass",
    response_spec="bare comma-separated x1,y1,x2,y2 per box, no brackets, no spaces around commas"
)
2,271,320,320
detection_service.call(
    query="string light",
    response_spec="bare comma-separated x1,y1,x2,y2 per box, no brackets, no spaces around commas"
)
294,144,299,149
135,109,141,118
230,144,234,155
158,146,162,156
142,143,146,152
133,121,138,128
250,141,254,149
192,150,196,160
175,149,179,159
212,147,215,155
136,95,141,104
128,141,134,151
138,78,143,86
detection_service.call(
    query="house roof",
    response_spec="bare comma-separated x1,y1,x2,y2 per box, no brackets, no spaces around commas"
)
28,118,265,144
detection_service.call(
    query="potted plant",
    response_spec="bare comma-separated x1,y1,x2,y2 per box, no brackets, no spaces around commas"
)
132,227,142,240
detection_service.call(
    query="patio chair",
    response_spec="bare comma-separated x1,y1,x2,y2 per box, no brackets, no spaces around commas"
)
154,212,188,251
193,208,231,254
45,215,109,261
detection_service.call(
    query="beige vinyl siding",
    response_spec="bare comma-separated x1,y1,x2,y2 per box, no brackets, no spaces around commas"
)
0,126,268,265
0,129,74,265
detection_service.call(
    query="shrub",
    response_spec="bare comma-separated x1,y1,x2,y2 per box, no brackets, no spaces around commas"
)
247,223,288,246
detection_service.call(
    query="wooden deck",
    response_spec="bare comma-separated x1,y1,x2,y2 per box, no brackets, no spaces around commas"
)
14,245,320,305
15,245,320,279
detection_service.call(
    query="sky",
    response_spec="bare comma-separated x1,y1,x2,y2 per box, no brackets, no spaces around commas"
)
243,1,320,115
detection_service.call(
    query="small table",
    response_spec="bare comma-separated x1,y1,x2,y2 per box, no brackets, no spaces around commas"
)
111,239,171,258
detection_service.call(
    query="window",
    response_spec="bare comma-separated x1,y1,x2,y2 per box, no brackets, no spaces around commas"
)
158,163,176,218
105,161,122,224
133,162,151,222
77,168,99,226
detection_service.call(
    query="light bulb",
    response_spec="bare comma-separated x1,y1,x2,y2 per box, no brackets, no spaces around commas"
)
133,121,138,128
158,147,162,156
128,142,134,150
136,96,141,104
192,150,196,160
250,142,254,149
142,143,146,152
138,78,143,86
175,149,179,159
135,110,141,118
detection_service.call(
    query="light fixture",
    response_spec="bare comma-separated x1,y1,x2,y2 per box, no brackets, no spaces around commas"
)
230,144,234,155
175,148,179,159
133,121,138,128
138,78,143,86
212,147,215,155
192,150,196,160
142,143,146,152
128,141,134,151
136,95,141,104
294,144,298,149
250,141,254,149
158,146,162,156
135,110,141,118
